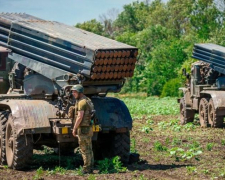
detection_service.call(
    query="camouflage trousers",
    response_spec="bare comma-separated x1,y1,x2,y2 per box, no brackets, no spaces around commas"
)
77,126,94,172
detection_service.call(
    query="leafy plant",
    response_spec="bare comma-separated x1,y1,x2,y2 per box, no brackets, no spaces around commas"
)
46,169,56,176
33,167,44,180
169,119,182,132
146,119,153,125
172,137,182,146
139,174,148,180
188,141,200,149
169,147,202,162
168,119,179,126
141,126,153,133
186,166,197,174
88,174,96,180
131,138,138,153
165,137,170,145
3,165,8,169
158,119,195,132
158,121,168,130
171,124,182,132
220,169,225,177
153,141,168,151
206,143,214,151
222,139,225,146
97,156,127,174
183,123,196,131
74,166,84,176
202,169,209,174
54,166,66,175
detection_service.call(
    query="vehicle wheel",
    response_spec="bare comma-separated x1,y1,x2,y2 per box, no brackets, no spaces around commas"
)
180,97,195,125
5,115,33,169
111,131,130,164
199,98,209,128
208,99,224,128
0,111,9,165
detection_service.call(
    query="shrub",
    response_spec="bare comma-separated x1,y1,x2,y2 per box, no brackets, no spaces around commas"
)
97,156,127,174
161,78,181,97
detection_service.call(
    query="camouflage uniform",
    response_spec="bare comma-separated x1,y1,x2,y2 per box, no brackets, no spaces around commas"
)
74,95,94,172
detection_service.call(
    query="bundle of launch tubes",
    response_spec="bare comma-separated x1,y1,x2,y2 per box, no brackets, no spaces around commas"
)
0,13,138,82
91,49,138,80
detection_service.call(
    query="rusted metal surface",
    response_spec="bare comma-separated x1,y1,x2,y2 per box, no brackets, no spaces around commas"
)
23,74,56,95
0,99,58,134
0,95,132,135
0,13,138,95
201,91,225,110
0,13,138,81
0,13,135,50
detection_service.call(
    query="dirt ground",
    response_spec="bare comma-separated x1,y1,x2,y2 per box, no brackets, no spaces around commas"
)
1,114,225,180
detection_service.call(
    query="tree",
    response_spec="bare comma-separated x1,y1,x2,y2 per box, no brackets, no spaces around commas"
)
114,1,150,33
190,0,224,39
75,19,104,35
166,0,194,37
99,8,119,37
75,0,225,97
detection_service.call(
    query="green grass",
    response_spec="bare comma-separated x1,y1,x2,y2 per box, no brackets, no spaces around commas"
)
120,96,179,118
3,95,225,180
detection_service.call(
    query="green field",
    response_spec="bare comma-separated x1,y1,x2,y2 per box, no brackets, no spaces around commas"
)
121,96,179,118
2,96,225,180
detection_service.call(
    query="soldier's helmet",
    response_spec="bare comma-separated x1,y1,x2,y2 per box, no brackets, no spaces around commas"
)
71,84,84,93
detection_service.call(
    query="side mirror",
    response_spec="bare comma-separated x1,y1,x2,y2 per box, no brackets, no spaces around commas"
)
182,68,186,76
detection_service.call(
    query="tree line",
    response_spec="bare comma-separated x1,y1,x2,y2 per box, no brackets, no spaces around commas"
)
76,0,225,97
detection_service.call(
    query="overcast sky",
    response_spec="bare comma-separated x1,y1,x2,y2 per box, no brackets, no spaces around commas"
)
0,0,160,25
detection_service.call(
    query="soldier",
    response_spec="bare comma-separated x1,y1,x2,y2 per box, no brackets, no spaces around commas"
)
70,84,94,174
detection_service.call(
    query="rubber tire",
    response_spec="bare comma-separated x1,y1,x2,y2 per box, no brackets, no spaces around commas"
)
0,111,9,165
199,98,209,128
111,131,130,164
180,97,195,125
208,99,224,128
5,115,33,169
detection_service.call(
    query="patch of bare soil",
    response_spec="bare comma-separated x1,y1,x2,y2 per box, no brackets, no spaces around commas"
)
1,114,225,180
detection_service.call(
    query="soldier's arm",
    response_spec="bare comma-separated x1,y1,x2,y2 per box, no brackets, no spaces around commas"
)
73,111,84,134
72,100,87,137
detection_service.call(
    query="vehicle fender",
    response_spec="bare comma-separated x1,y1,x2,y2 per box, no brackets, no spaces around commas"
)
0,99,57,134
201,90,225,109
91,97,132,131
179,87,192,107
